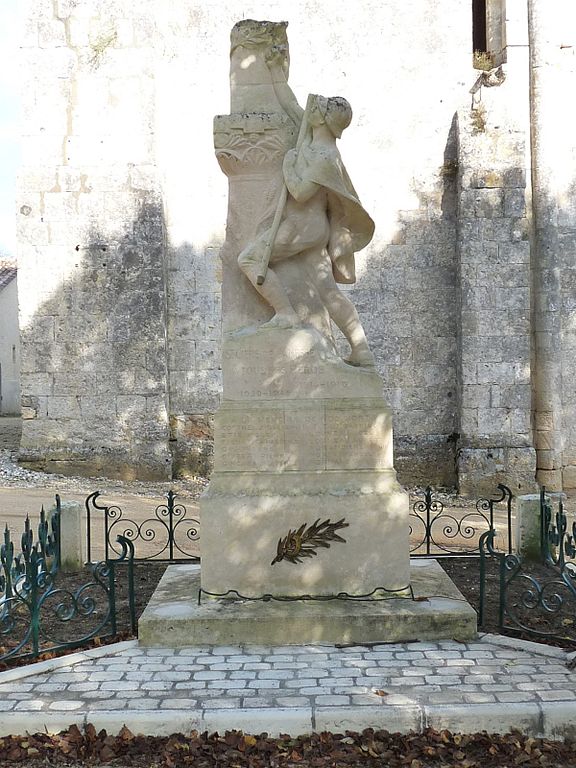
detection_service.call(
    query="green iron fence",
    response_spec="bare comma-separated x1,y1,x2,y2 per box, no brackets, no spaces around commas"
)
84,483,513,565
0,497,136,664
85,490,200,563
479,488,576,644
410,483,513,558
4,481,574,661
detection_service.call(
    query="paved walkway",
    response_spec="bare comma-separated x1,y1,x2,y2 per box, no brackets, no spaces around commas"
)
1,635,575,739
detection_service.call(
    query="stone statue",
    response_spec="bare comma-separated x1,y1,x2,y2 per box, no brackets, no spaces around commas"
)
234,41,376,367
202,20,411,606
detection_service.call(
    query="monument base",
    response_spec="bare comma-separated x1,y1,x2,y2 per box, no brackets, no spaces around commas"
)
201,469,410,597
138,560,477,647
202,325,410,597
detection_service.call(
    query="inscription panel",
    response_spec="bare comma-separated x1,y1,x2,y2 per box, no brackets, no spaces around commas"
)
215,408,285,472
325,407,393,470
283,408,325,470
222,331,382,402
224,349,357,400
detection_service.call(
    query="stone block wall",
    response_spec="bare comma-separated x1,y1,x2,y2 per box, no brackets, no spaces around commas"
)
558,48,576,490
17,0,474,486
17,0,171,479
367,156,460,488
166,241,221,478
0,275,21,415
561,205,576,488
455,73,536,495
18,0,576,494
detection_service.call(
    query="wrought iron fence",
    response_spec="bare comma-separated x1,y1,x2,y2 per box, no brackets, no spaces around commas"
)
410,483,513,557
1,499,61,608
84,484,513,564
479,488,576,644
0,498,136,664
85,490,200,563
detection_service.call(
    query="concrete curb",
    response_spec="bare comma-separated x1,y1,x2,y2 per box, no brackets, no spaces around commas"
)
479,633,569,660
2,700,576,739
0,641,138,684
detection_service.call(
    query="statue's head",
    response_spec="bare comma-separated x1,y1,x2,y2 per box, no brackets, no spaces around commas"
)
311,95,352,138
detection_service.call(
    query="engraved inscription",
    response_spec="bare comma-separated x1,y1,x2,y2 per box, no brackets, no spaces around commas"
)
284,409,325,470
326,408,393,470
215,409,285,471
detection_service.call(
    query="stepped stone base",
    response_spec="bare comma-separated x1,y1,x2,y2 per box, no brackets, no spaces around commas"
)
201,325,411,598
138,560,477,647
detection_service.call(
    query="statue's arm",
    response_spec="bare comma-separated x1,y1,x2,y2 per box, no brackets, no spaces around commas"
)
283,149,320,203
266,48,304,127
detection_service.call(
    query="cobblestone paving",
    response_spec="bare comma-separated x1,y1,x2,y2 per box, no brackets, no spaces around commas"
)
1,634,575,738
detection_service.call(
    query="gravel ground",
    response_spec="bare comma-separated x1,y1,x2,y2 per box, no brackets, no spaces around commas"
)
0,417,464,505
0,447,208,500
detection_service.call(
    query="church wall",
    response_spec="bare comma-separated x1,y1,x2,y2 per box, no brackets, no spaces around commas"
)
455,92,536,496
556,46,576,490
17,0,172,480
17,0,559,492
152,0,473,485
524,4,576,491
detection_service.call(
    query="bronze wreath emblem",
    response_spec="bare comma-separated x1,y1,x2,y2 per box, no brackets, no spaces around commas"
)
271,518,349,565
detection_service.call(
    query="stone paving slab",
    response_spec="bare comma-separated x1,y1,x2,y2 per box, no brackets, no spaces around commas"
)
0,635,575,739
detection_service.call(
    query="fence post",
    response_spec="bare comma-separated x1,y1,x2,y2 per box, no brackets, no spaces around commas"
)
51,500,86,572
516,494,543,562
516,490,565,563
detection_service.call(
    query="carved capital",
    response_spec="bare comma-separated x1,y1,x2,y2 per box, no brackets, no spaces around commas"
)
213,113,295,177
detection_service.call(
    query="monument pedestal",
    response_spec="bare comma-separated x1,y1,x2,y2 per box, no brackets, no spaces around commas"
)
139,560,477,646
138,20,477,646
202,469,409,597
200,326,410,599
138,325,478,646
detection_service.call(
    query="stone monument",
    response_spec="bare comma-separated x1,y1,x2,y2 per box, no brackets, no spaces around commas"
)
139,21,476,645
201,20,410,599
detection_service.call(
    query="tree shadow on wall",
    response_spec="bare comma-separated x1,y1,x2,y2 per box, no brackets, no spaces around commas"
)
338,115,460,487
19,200,175,481
18,112,513,491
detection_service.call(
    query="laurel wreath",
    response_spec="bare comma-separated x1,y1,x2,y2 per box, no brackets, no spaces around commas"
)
271,518,349,566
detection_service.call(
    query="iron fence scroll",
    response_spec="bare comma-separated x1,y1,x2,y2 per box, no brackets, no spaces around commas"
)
479,489,576,644
85,490,200,563
410,483,513,557
1,497,135,663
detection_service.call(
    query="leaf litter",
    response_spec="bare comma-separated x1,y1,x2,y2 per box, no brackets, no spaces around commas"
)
0,726,575,768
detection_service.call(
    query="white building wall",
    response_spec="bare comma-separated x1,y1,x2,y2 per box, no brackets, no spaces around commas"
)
0,278,21,415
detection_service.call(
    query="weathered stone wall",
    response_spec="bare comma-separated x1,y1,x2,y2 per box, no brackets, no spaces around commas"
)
456,99,536,495
17,0,575,493
555,39,576,490
17,0,474,485
152,0,471,485
454,3,540,495
17,0,171,479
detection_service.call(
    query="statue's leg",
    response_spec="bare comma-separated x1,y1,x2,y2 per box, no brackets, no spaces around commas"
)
315,253,375,366
238,232,299,327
